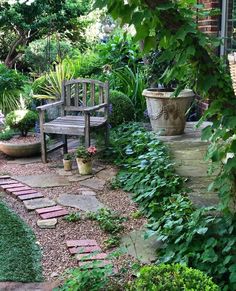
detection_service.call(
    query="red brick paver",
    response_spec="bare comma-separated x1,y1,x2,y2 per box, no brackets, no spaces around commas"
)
6,187,32,193
66,239,98,248
40,209,68,219
1,183,25,189
79,260,112,269
11,189,38,197
76,253,108,261
18,193,44,201
0,180,17,185
36,206,63,215
69,246,101,255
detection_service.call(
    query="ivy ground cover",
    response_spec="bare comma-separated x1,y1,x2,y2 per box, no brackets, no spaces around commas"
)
0,200,42,282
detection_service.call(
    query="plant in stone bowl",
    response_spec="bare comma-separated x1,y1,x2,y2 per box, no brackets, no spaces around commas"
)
0,109,40,158
63,152,74,171
76,146,97,175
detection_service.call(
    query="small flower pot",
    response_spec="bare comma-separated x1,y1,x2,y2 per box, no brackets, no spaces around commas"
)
63,159,72,171
76,158,92,175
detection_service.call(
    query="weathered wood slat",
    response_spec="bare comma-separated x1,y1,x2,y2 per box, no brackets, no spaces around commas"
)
91,82,95,106
65,78,106,87
82,83,87,106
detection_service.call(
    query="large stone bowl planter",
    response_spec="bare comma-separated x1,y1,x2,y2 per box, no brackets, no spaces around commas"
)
0,136,41,158
143,88,194,135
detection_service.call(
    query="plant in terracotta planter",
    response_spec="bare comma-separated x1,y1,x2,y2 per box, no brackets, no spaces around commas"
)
76,146,97,175
0,109,40,157
63,153,73,171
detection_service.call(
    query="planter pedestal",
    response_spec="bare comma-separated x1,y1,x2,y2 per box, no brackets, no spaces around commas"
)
143,89,194,136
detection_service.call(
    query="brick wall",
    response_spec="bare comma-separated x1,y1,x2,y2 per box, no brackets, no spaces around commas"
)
197,0,221,36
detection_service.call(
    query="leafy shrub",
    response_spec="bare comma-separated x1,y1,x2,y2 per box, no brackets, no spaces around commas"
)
64,212,81,222
58,263,115,291
129,264,219,291
0,64,25,114
6,110,38,137
0,129,15,141
109,90,135,127
87,208,126,234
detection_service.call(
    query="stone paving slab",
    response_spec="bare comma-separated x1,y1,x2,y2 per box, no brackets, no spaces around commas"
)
68,175,93,182
66,239,97,247
79,178,106,191
40,209,69,219
69,246,101,255
14,174,70,188
24,198,56,211
18,193,44,201
36,205,63,215
121,229,161,264
37,218,58,229
57,194,104,212
76,253,107,261
79,260,112,269
0,281,59,291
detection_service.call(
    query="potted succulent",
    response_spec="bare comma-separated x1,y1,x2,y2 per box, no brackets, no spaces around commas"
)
63,153,73,171
76,146,97,175
0,109,39,157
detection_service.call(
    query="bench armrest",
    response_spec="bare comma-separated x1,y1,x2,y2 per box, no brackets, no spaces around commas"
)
83,103,107,113
37,101,63,111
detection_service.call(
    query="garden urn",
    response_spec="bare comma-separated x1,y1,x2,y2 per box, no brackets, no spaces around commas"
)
63,159,72,171
142,88,194,135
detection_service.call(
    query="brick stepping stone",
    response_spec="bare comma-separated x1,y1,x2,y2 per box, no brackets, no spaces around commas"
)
66,239,113,270
11,189,38,197
69,246,101,255
0,180,17,186
36,205,64,214
76,253,108,261
39,209,69,219
18,193,44,201
1,183,26,190
66,239,98,248
0,175,11,179
6,187,32,194
79,260,112,269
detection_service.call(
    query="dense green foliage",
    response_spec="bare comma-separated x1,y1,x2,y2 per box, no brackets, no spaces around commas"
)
0,200,42,282
0,0,92,68
111,123,236,289
0,129,15,141
94,0,236,216
23,38,73,73
0,64,25,114
6,109,38,137
128,264,219,291
109,90,135,127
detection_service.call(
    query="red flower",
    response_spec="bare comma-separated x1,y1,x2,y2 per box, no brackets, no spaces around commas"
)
87,146,97,155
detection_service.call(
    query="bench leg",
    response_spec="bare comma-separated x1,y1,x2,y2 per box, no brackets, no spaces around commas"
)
62,135,68,154
104,122,109,148
85,113,91,148
41,133,47,163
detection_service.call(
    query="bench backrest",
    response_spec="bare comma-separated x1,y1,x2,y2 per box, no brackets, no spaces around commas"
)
62,79,109,115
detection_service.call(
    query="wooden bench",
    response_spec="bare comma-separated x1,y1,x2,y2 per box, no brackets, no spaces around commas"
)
37,78,109,163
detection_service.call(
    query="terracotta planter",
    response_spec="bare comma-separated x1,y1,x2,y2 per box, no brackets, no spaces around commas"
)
0,136,41,158
76,158,92,175
63,159,72,171
143,88,194,135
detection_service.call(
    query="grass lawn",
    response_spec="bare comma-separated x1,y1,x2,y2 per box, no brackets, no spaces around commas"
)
0,200,42,282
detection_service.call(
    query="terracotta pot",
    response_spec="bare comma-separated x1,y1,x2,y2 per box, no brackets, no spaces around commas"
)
143,88,194,136
63,159,72,171
76,158,92,175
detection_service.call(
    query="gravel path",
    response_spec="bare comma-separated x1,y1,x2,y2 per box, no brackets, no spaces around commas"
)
0,151,146,282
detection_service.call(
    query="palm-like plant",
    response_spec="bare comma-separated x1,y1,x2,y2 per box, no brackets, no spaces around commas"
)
33,58,75,100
